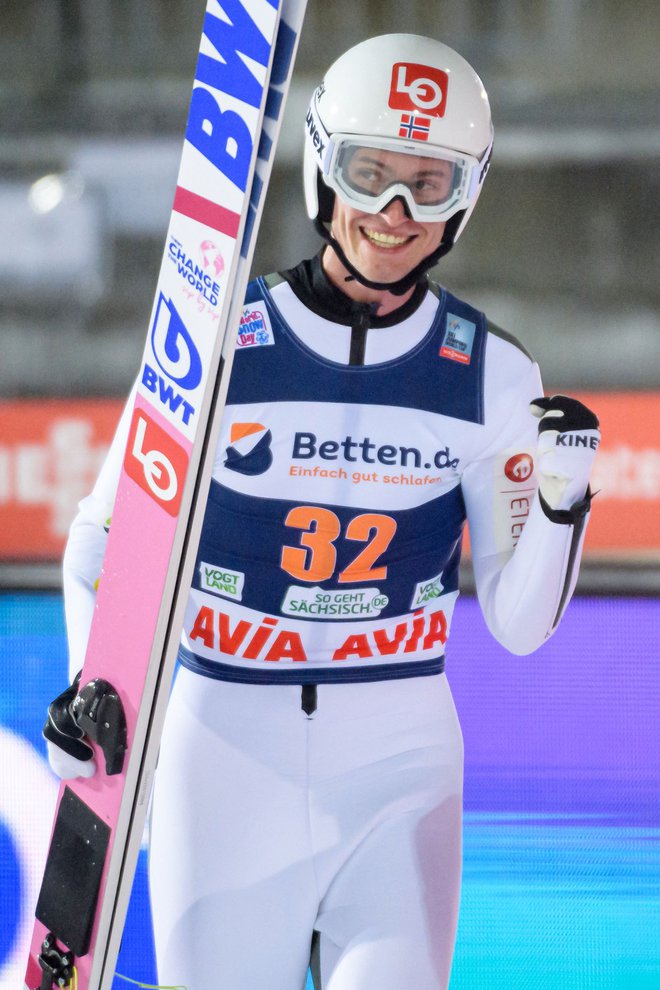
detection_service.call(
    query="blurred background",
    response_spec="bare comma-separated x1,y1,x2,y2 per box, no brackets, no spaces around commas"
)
1,2,659,988
0,0,659,397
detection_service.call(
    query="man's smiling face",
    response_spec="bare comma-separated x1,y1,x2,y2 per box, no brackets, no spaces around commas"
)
329,147,449,288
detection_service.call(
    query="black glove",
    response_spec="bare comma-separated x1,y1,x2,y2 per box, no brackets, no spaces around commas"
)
530,394,600,519
43,672,97,779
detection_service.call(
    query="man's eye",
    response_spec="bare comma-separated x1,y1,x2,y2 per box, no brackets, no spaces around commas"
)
420,173,449,187
356,167,381,183
413,178,438,192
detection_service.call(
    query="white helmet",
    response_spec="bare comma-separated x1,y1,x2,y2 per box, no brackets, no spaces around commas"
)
304,34,494,290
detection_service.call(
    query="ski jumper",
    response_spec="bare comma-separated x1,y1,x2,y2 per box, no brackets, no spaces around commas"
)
63,256,589,989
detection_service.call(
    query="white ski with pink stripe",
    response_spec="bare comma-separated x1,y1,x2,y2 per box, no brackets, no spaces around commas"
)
24,1,307,988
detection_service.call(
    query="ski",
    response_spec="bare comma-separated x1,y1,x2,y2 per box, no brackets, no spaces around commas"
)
24,1,307,988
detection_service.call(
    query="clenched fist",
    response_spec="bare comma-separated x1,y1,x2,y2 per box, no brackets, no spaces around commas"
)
530,394,600,518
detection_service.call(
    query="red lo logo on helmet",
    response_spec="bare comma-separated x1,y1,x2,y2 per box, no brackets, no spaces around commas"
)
389,63,448,117
504,453,534,483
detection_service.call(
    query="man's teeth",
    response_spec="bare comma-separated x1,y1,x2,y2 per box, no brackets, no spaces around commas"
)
364,229,409,247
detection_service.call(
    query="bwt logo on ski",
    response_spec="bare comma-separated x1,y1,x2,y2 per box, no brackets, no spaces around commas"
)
224,422,273,476
292,432,460,471
237,304,274,348
389,62,448,118
124,407,189,516
185,0,274,193
143,293,203,426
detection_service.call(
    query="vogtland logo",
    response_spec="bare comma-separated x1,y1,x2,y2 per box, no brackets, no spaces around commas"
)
411,572,444,608
291,432,460,471
224,422,273,476
200,561,244,601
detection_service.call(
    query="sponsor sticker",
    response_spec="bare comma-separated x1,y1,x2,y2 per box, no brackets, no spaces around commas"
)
290,431,459,472
389,63,448,117
281,585,389,619
224,421,273,476
504,453,534,483
305,89,334,171
494,449,536,551
167,236,224,315
187,596,452,663
439,314,476,365
238,303,274,348
200,562,244,600
411,572,444,608
150,292,203,390
124,408,188,516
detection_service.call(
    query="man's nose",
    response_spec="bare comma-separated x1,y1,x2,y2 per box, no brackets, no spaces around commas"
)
380,195,413,223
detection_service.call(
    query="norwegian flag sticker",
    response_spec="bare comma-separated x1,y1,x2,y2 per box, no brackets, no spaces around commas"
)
398,113,432,141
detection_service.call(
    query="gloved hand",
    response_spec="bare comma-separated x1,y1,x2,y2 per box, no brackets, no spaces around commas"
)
43,672,97,779
530,395,600,516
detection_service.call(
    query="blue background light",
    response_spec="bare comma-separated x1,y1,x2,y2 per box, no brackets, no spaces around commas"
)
2,592,659,989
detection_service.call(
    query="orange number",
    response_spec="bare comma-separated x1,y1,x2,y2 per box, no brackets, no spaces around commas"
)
339,513,398,583
281,506,341,582
281,507,397,584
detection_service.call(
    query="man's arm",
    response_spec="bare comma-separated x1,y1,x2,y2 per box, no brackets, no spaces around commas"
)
62,386,137,680
462,354,599,655
45,388,135,778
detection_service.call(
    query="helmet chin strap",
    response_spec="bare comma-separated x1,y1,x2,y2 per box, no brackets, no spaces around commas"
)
313,211,464,296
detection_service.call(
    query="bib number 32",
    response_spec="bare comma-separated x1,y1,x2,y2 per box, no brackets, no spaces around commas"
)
281,505,397,584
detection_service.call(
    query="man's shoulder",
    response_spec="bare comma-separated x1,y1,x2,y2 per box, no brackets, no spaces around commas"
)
486,320,535,363
258,272,286,291
243,272,284,305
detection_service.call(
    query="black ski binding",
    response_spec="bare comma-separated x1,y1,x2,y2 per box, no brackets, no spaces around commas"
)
73,678,127,775
36,932,74,990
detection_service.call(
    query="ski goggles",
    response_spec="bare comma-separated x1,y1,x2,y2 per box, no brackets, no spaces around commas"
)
322,135,484,223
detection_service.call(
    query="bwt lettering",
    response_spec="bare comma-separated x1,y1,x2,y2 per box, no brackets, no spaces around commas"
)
292,432,459,470
186,0,271,191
